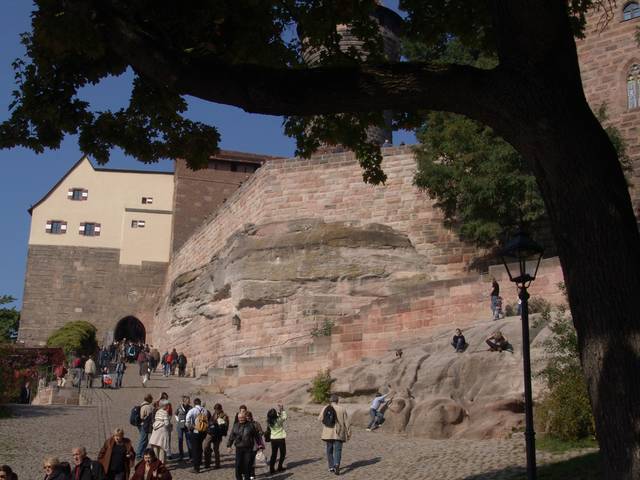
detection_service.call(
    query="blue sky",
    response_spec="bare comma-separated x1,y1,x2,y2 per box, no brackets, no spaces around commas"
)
0,1,414,308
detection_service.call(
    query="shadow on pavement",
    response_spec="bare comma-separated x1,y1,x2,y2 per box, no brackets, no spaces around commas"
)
286,457,322,468
342,456,382,473
3,404,94,418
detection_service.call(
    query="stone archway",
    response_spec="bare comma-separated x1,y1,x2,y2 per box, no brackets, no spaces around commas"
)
114,316,146,343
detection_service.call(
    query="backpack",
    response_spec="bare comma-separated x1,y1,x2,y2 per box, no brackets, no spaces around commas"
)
129,405,141,426
142,408,155,433
322,405,337,428
195,411,209,432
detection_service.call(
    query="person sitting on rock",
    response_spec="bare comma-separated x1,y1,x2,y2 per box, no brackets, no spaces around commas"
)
451,329,467,352
486,331,511,352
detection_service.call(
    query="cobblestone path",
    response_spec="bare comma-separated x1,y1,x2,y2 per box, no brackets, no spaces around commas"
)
0,370,589,479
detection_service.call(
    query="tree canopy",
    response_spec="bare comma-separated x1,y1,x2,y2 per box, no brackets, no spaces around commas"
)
0,295,20,343
2,2,640,478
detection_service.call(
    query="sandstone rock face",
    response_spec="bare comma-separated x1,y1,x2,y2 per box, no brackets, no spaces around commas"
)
220,316,551,440
329,317,550,439
161,218,433,370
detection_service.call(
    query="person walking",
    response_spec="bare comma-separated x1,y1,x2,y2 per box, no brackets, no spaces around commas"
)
149,400,172,463
149,347,160,373
177,353,188,377
266,404,287,474
319,394,351,475
161,352,170,377
175,396,192,461
114,359,126,389
42,457,69,480
97,428,135,480
54,363,67,388
84,357,97,389
136,394,155,459
185,398,208,473
245,411,266,478
131,449,171,480
227,411,262,480
204,403,229,469
71,447,104,480
137,350,150,387
169,348,178,375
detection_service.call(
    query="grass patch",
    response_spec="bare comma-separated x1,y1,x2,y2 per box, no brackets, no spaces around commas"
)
537,435,598,454
533,452,601,480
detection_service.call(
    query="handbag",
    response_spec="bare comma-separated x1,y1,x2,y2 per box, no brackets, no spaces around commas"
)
264,426,271,443
255,449,268,467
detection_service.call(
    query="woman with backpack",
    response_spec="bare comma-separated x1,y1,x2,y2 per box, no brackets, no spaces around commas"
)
266,404,287,474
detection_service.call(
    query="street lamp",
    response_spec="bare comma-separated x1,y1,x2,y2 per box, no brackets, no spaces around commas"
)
500,231,544,480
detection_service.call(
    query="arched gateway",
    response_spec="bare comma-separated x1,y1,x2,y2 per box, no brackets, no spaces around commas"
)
114,316,146,343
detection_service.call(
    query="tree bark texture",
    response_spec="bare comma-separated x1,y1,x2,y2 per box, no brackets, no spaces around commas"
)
93,1,640,476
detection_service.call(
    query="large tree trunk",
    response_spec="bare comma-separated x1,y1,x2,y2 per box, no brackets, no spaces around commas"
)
504,84,640,479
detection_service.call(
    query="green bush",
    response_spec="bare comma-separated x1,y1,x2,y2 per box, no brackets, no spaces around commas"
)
537,306,595,441
310,368,334,404
529,296,551,315
46,321,98,357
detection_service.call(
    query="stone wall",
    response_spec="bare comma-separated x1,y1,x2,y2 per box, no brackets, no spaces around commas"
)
154,147,566,381
167,146,479,285
576,9,640,215
19,245,167,346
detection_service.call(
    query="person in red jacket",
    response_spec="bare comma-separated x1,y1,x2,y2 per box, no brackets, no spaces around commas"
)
54,363,68,388
131,449,171,480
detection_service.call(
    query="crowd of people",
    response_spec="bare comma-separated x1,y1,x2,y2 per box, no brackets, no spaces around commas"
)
3,385,369,480
50,340,189,391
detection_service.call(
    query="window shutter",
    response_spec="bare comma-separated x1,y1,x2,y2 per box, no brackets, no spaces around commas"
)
147,197,153,204
60,221,67,233
94,223,101,236
67,190,73,198
45,222,52,231
82,189,88,200
79,222,85,234
138,220,145,227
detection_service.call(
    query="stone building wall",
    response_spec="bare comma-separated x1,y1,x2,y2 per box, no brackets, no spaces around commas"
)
167,146,479,287
153,146,566,379
19,245,167,346
576,8,640,216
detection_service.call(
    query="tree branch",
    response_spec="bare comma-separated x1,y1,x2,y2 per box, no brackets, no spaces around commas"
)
100,6,502,122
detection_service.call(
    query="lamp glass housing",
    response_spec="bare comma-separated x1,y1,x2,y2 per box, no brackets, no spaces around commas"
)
500,231,544,288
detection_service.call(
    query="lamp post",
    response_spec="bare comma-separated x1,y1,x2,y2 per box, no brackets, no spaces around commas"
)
500,231,544,480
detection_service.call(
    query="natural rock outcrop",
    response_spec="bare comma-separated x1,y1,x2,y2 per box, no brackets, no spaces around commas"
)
220,315,551,440
162,218,434,369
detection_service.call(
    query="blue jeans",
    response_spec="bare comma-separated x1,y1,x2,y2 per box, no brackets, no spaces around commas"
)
115,372,124,388
491,295,498,316
325,440,343,469
177,427,191,458
367,408,383,429
136,426,149,458
163,363,171,376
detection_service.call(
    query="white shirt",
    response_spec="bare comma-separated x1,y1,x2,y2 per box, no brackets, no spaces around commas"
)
185,405,206,429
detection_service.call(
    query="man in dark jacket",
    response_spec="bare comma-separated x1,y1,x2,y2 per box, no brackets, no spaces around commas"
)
227,412,261,480
72,447,104,480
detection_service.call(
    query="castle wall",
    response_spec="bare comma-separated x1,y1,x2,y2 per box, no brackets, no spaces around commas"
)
576,9,640,215
167,146,478,287
19,245,167,346
154,147,566,379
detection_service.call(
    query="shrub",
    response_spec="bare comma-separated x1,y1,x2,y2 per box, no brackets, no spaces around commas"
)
537,306,595,441
529,296,551,315
310,368,334,404
311,319,335,337
46,321,98,357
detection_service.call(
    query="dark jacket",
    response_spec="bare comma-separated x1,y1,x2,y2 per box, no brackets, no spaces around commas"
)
97,437,135,477
131,459,171,480
72,457,103,480
227,421,260,449
44,467,70,480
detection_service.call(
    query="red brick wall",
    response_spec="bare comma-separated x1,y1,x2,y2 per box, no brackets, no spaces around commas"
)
576,8,640,216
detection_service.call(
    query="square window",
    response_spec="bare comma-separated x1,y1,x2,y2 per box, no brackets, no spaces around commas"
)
46,220,67,234
131,220,145,228
79,223,100,236
142,197,153,204
69,188,87,200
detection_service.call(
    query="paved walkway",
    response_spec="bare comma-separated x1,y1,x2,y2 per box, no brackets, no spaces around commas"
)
0,370,586,479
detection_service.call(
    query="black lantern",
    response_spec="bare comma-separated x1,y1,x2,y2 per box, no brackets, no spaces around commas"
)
500,231,544,288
